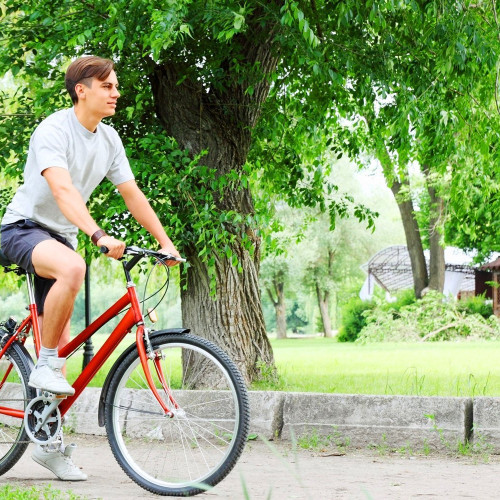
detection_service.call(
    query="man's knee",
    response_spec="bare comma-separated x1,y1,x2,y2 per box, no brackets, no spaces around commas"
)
32,240,86,289
63,256,86,292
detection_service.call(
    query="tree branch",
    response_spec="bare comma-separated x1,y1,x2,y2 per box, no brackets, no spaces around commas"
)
76,0,108,20
492,0,500,115
420,323,458,342
310,0,324,40
266,286,277,306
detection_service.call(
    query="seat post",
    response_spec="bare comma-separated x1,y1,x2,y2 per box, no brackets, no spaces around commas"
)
26,272,36,306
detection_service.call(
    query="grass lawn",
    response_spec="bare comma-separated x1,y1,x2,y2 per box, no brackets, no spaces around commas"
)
62,335,500,397
252,337,500,397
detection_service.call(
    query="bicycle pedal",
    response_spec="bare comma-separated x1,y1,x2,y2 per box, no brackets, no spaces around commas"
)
41,391,67,400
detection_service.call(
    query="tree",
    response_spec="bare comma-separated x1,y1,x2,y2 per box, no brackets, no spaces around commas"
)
259,202,310,339
260,255,289,339
328,3,500,297
265,158,405,337
2,1,495,382
305,239,335,338
0,0,370,383
298,159,395,336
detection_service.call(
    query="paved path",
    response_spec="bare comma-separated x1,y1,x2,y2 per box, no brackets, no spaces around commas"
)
4,435,500,499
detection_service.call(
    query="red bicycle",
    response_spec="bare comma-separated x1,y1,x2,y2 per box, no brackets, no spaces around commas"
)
0,245,249,496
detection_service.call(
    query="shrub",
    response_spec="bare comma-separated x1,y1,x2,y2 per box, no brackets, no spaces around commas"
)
357,291,500,343
337,297,375,342
381,289,416,316
337,290,416,343
457,294,493,319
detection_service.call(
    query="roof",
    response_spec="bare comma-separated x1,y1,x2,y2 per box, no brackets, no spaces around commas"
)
361,245,476,294
481,257,500,271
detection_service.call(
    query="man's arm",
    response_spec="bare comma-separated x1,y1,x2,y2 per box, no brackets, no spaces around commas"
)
116,180,180,258
42,167,125,259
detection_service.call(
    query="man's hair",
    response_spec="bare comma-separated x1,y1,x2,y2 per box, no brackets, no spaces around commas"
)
65,56,115,104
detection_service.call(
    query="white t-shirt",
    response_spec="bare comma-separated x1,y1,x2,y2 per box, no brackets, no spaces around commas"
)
2,108,134,248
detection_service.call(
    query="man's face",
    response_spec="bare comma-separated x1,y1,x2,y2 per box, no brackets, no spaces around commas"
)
76,70,120,118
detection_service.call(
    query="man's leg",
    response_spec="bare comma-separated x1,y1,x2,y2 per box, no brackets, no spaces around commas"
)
28,239,85,395
30,240,87,481
58,321,71,377
32,240,85,348
38,316,71,376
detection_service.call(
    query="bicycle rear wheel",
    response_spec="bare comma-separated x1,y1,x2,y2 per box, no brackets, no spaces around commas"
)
0,341,35,475
104,333,249,496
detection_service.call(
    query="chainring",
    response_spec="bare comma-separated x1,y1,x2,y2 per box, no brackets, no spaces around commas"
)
24,396,62,445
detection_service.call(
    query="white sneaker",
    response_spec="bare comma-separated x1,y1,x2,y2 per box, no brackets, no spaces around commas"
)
28,357,75,395
32,443,87,481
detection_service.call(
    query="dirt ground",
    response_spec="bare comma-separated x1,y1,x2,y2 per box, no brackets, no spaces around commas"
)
3,435,500,499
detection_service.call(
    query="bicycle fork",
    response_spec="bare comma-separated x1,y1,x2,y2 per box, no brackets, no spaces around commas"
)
136,326,179,418
126,272,180,418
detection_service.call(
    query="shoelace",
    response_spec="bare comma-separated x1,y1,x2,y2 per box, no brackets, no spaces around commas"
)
45,450,77,468
51,367,65,379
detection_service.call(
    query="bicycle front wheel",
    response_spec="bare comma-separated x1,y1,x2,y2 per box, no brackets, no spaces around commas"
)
0,341,35,475
104,333,249,497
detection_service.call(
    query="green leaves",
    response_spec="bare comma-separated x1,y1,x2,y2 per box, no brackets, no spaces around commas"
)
141,4,192,60
87,130,258,289
280,1,320,48
2,0,500,283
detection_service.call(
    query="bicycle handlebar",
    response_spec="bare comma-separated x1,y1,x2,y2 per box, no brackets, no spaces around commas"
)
100,245,187,263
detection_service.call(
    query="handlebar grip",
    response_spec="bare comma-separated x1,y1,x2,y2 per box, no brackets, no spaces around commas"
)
160,254,187,263
100,245,186,263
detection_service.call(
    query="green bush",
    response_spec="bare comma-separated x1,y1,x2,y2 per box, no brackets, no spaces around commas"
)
357,291,500,343
337,297,375,342
381,289,416,316
457,294,493,319
337,290,416,342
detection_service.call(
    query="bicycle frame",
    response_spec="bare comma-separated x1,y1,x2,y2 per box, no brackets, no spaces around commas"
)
0,258,176,421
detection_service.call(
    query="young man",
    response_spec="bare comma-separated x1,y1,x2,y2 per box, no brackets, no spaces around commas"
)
0,56,180,480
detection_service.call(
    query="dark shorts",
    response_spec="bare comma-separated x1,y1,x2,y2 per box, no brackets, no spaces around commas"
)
0,220,74,314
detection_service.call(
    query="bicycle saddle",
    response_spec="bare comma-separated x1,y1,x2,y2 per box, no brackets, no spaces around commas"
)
0,249,13,268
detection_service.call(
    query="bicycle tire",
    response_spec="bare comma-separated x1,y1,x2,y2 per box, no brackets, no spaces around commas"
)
0,341,35,475
104,333,249,496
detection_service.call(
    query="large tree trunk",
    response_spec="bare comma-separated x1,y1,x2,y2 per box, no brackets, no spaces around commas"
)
427,197,445,291
375,144,428,298
181,251,272,384
423,165,445,292
390,178,429,298
149,17,279,384
316,284,333,338
267,279,287,340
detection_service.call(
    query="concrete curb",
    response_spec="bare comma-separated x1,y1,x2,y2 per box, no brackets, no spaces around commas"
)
281,393,472,452
472,397,500,452
64,388,498,451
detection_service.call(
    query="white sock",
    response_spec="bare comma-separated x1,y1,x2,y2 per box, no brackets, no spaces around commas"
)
37,346,58,368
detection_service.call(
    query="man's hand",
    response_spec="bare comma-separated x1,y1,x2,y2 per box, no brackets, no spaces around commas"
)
97,235,126,260
158,245,182,267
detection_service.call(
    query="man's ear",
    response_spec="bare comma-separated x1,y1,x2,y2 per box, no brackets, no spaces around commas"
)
75,83,86,101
